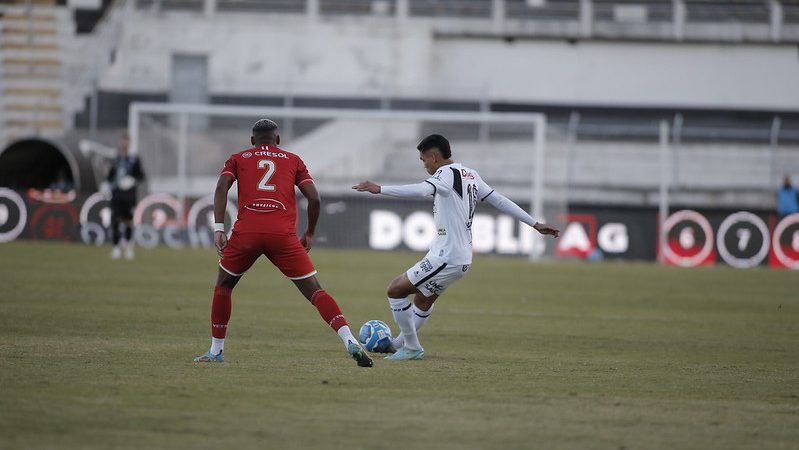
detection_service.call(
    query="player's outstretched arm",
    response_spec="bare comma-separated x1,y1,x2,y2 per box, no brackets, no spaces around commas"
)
352,180,434,198
298,182,320,252
484,191,560,238
213,174,235,255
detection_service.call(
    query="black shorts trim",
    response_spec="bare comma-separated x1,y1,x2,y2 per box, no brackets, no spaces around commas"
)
413,263,448,287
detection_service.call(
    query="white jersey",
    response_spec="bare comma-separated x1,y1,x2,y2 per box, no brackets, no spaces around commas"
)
424,163,494,265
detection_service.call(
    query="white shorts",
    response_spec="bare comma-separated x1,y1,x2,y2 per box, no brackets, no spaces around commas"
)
406,257,470,298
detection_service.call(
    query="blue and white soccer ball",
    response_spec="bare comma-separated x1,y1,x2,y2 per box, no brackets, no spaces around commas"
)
358,320,393,353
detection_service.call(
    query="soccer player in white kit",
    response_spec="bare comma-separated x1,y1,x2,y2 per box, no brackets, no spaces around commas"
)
353,134,560,361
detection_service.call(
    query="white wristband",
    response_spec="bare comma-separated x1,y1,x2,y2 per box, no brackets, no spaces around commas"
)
213,223,225,233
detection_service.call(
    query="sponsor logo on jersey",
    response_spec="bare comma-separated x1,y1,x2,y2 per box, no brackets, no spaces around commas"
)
424,280,445,295
460,169,475,180
242,152,253,158
254,150,289,159
420,258,433,272
245,198,287,212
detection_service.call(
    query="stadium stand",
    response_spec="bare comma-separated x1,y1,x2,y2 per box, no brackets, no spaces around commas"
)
1,0,798,210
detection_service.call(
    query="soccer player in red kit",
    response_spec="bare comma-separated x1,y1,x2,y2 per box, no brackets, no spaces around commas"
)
194,119,373,367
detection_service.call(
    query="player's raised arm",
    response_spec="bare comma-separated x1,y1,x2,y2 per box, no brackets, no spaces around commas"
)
478,175,560,238
298,181,320,252
352,180,435,198
214,173,235,255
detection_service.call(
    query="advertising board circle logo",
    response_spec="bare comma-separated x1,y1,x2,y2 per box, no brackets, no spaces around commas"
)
715,211,769,269
662,210,713,267
772,213,799,269
0,188,27,243
242,152,252,158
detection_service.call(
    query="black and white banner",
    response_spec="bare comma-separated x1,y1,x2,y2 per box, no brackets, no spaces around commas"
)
1,189,796,269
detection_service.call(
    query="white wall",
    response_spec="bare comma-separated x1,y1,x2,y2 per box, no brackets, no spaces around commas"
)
100,12,799,111
432,39,799,110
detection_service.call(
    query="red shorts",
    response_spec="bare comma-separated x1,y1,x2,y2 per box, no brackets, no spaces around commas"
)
219,231,316,280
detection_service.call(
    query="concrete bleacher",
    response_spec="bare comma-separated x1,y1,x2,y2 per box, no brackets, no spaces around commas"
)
125,0,799,43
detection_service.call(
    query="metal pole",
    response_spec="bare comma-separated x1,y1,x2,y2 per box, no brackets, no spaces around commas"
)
579,0,593,38
128,103,139,155
307,0,319,20
530,115,546,261
769,115,782,187
203,0,216,16
671,113,683,187
478,87,490,145
564,111,580,199
89,78,99,139
658,120,670,264
177,113,189,215
491,0,505,32
672,0,685,40
284,93,294,142
769,0,783,43
396,0,408,21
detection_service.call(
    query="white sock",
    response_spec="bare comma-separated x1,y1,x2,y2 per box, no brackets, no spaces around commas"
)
337,325,357,349
413,303,434,331
392,304,434,349
389,297,422,351
210,337,224,355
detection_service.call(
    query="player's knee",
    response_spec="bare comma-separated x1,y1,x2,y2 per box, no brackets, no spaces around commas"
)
386,280,406,298
415,297,435,311
216,271,240,289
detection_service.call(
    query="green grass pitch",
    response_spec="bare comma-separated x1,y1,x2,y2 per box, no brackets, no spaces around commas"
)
1,241,797,449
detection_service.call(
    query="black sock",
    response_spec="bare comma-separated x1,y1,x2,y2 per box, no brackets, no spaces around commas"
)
111,219,121,245
124,224,133,242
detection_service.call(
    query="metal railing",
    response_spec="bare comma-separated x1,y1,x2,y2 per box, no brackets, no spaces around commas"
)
123,0,796,42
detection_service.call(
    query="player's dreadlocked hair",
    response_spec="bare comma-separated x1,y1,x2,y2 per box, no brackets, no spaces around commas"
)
252,118,278,133
417,134,451,159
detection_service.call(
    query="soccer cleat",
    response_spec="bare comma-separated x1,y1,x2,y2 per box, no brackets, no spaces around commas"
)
110,246,121,260
194,350,224,363
384,347,425,361
124,244,135,260
347,342,374,368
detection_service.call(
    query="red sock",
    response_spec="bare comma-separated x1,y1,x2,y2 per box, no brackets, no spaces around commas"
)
310,290,348,332
211,286,232,339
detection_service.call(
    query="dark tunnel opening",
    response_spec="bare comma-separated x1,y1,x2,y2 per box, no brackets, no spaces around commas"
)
0,139,76,192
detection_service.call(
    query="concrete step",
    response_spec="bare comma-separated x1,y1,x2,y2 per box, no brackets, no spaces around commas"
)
1,70,62,80
1,72,64,88
3,102,63,113
1,56,61,67
0,41,59,51
4,118,65,129
2,110,66,124
4,86,62,97
0,0,58,8
1,25,58,35
0,13,57,22
0,48,62,60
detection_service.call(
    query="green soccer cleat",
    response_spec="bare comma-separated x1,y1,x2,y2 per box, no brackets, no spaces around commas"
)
384,347,425,361
194,350,224,363
347,342,374,368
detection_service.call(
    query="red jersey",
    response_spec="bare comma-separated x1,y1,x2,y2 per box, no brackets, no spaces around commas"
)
220,145,313,234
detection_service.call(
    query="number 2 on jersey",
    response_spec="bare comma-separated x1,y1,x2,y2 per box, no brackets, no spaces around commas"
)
257,159,276,191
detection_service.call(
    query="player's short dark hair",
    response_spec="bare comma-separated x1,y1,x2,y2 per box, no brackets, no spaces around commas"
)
417,134,451,159
252,118,278,134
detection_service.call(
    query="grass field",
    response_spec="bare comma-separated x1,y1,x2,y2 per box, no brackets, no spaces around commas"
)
1,241,798,449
